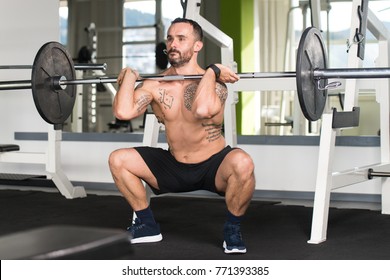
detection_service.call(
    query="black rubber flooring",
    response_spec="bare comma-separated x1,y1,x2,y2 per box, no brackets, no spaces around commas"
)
1,189,390,260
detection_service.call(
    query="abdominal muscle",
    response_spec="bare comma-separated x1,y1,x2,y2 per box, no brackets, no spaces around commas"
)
163,119,226,164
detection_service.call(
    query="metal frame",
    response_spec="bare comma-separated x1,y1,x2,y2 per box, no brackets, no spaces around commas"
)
71,70,84,133
308,1,390,244
0,68,89,199
0,125,86,199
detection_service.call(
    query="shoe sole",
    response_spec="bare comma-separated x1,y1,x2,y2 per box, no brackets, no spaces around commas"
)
223,241,247,254
131,234,163,244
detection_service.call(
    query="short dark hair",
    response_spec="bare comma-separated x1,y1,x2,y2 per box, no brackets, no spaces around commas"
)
171,17,203,41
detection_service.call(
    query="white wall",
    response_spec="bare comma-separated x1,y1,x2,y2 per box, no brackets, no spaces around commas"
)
58,141,381,196
0,0,59,143
3,137,381,196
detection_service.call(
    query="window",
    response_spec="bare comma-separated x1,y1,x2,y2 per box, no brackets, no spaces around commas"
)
122,0,183,73
123,1,156,73
309,1,390,68
59,0,68,46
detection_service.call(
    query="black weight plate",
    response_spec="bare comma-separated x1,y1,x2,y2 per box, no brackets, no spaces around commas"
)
31,42,76,126
296,27,328,121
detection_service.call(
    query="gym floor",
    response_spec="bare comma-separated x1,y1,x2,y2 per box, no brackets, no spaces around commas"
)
0,186,389,260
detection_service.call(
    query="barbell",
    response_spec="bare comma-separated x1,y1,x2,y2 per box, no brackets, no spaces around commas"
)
1,27,390,127
0,63,107,71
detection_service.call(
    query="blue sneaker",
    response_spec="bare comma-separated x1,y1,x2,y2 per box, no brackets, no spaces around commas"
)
127,218,163,244
223,222,247,254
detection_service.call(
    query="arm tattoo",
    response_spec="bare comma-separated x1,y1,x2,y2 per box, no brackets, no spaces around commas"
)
135,94,151,113
202,122,223,142
159,88,174,109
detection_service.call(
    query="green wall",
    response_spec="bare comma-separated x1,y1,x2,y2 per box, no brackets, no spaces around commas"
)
220,0,254,134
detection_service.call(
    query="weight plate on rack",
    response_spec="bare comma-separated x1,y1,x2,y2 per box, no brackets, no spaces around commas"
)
296,27,328,122
31,42,76,127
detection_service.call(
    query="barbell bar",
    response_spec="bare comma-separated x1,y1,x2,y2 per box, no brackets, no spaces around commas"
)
1,71,298,88
313,67,390,79
0,63,107,71
58,71,298,86
0,80,32,90
1,27,390,127
57,67,390,85
3,66,390,91
0,63,108,91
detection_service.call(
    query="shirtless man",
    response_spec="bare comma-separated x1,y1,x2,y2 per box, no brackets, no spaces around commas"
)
109,18,255,254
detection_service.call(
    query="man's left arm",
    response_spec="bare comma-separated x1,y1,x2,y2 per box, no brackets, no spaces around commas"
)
192,64,239,119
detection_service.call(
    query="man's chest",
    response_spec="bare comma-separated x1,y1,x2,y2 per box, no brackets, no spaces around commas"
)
152,81,199,113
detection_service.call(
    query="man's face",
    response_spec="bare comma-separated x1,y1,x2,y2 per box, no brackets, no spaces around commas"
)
166,22,198,67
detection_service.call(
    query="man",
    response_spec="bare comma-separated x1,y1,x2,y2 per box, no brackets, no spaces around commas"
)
109,18,255,254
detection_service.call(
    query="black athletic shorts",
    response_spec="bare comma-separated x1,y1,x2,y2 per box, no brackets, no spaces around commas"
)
134,145,236,195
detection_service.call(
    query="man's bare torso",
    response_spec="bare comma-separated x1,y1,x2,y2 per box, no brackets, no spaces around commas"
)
140,78,227,164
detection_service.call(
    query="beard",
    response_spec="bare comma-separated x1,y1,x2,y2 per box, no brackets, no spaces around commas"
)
167,49,193,67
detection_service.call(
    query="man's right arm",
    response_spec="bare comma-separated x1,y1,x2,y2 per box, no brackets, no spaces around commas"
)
112,68,153,120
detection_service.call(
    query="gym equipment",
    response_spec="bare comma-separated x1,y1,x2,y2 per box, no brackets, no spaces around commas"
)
0,63,107,71
307,0,390,245
368,168,390,179
31,42,77,126
3,27,390,126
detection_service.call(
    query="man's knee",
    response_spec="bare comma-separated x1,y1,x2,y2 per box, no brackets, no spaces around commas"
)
108,149,121,170
231,151,255,179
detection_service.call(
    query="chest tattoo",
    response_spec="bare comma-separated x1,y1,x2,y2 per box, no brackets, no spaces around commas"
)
158,88,174,109
184,82,228,111
184,82,198,111
216,83,228,103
